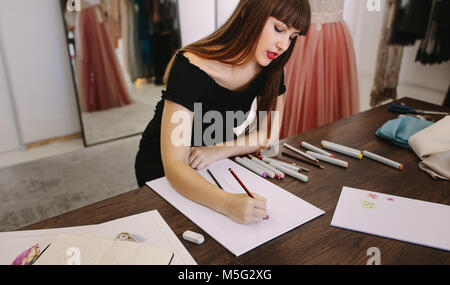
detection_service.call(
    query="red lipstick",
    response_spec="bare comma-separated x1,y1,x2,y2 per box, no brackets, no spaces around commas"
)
266,51,278,60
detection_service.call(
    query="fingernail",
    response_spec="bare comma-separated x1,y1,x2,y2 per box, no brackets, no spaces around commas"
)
263,215,269,220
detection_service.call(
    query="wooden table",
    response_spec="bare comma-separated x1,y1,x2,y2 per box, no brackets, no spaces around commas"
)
19,98,450,265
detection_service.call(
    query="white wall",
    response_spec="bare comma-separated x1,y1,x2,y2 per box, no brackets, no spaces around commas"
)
0,37,21,153
178,0,241,47
0,0,80,144
178,0,216,47
217,0,239,27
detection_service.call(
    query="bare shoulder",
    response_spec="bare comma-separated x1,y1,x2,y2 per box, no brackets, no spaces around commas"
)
182,51,222,79
183,52,207,69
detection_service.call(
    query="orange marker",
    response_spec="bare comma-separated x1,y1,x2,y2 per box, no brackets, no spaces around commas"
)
362,151,403,170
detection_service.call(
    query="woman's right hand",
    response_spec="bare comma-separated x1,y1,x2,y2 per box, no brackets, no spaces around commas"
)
224,193,268,224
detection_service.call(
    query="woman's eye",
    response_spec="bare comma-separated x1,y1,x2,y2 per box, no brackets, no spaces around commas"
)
274,26,282,33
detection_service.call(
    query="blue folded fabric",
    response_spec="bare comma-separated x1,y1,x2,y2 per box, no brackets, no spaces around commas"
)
375,117,434,149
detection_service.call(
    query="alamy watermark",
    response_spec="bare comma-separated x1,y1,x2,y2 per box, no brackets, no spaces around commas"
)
66,247,81,265
170,103,280,149
366,247,381,265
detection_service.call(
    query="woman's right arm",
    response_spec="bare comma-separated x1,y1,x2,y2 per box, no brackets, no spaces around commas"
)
160,100,267,224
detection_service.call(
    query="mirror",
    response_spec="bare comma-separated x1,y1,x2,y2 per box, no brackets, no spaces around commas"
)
60,0,181,146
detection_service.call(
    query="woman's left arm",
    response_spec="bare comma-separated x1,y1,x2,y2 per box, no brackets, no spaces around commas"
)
188,94,284,169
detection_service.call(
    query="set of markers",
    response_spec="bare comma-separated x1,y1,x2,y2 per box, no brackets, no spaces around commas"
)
234,155,309,183
233,140,404,184
294,140,404,170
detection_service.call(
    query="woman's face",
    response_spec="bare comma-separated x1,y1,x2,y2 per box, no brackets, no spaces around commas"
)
254,17,301,67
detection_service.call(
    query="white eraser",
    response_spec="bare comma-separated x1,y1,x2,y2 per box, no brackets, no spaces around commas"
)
182,230,205,244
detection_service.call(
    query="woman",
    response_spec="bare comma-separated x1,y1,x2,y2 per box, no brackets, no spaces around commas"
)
135,0,311,224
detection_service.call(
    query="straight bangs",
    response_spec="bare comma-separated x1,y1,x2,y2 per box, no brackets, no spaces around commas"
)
271,0,311,36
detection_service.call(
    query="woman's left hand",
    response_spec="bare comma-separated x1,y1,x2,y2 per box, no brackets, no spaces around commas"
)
188,146,225,170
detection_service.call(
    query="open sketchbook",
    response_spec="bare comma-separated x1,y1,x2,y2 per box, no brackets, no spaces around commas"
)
1,210,196,265
147,158,325,256
331,187,450,251
34,234,173,265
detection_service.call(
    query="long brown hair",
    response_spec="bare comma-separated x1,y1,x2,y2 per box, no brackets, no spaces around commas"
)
164,0,311,131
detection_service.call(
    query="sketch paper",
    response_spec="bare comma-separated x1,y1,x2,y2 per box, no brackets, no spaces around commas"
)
147,158,325,256
34,234,173,265
331,186,450,251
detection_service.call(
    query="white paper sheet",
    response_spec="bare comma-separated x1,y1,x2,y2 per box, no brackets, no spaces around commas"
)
331,186,450,251
0,210,196,265
146,158,325,256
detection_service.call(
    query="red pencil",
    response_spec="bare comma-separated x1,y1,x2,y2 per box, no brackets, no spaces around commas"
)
228,168,254,198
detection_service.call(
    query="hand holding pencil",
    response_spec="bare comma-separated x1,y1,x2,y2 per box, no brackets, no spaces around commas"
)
225,168,269,224
225,192,268,224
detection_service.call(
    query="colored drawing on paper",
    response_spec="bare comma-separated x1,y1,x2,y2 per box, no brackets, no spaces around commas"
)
115,232,146,243
367,193,378,200
387,198,394,202
11,244,40,265
361,200,376,209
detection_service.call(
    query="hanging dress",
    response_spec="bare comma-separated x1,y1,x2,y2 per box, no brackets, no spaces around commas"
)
75,4,132,112
280,0,360,139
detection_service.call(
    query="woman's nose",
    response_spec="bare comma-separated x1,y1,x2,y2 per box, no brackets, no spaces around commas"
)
277,36,290,53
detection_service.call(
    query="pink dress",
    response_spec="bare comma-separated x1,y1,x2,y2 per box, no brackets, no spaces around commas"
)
75,5,132,113
280,0,360,139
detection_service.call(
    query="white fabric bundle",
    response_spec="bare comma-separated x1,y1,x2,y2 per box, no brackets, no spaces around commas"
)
409,116,450,180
